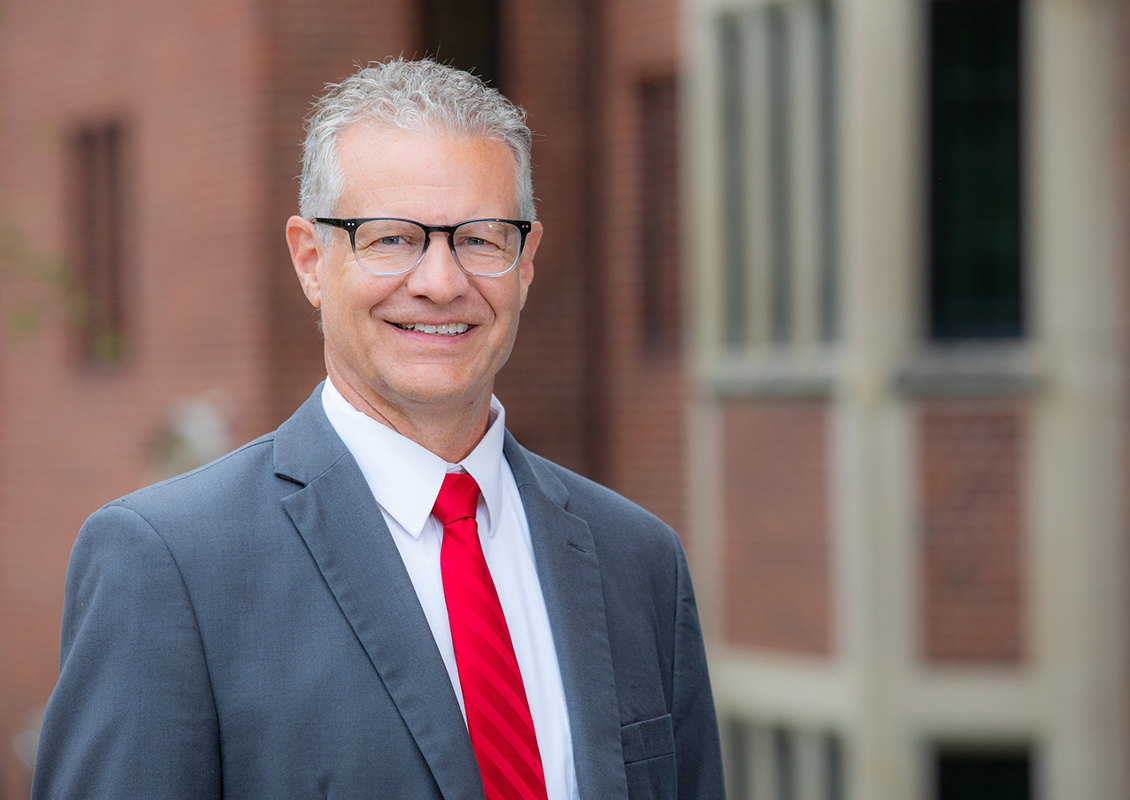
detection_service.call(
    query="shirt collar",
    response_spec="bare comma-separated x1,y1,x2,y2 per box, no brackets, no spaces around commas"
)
321,379,507,539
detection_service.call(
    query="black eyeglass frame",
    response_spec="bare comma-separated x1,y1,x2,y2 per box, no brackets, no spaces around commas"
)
314,217,533,277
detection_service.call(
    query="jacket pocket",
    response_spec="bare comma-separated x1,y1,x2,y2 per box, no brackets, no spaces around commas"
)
621,714,676,800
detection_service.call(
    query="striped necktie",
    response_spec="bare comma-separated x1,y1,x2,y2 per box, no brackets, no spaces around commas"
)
433,472,550,800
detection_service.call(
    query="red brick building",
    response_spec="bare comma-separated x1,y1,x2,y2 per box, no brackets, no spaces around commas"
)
0,0,686,796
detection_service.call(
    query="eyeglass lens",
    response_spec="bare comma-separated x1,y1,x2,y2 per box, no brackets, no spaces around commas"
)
352,220,522,276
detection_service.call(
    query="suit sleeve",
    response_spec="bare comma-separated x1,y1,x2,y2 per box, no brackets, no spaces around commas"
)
671,545,726,800
32,504,222,799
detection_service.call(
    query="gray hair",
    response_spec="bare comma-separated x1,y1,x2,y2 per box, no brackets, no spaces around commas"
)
299,59,536,236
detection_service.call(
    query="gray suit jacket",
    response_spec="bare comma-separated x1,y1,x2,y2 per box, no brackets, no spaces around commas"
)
33,387,724,799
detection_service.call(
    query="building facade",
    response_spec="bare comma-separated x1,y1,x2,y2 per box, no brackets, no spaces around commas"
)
0,0,686,796
685,0,1128,796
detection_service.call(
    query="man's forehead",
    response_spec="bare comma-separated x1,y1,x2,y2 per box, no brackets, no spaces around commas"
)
332,124,520,217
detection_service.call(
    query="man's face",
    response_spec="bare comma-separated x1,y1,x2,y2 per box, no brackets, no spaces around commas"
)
290,125,540,425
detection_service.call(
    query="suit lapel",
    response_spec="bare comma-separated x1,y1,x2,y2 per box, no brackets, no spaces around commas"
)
275,389,482,800
504,435,630,800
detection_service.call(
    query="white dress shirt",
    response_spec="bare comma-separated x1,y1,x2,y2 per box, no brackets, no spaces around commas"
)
321,380,579,800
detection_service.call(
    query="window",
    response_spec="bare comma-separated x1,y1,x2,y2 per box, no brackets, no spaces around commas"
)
639,76,681,355
936,747,1031,800
726,718,844,800
717,0,838,351
421,0,501,86
929,0,1022,339
72,122,127,366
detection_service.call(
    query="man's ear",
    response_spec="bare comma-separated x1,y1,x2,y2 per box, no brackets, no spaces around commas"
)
287,216,323,308
517,221,542,310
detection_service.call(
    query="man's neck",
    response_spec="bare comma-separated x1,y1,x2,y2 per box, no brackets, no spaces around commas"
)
326,373,491,464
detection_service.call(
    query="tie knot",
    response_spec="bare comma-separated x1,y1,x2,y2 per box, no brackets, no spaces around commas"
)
432,472,481,527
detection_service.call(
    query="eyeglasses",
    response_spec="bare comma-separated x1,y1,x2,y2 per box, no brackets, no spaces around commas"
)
314,217,532,277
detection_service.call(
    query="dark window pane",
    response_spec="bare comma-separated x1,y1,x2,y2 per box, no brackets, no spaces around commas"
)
775,726,795,800
724,718,751,800
929,0,1022,339
767,6,791,344
937,748,1031,800
73,123,127,365
422,0,500,87
640,76,681,355
826,732,845,800
719,13,748,347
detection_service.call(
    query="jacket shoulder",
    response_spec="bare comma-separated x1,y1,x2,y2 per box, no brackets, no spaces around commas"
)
79,433,297,558
112,433,280,513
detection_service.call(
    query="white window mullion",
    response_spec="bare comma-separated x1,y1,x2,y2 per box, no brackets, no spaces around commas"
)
749,724,782,800
794,728,832,800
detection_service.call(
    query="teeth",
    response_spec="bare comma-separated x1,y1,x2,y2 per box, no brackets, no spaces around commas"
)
396,322,469,336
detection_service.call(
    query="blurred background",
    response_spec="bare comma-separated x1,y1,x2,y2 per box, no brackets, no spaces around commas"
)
0,0,1125,797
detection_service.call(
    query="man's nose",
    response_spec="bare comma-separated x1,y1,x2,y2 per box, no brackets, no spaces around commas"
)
405,232,470,302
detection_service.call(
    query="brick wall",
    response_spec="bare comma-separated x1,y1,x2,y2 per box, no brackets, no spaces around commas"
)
919,400,1025,664
0,0,694,793
721,400,833,656
0,0,275,792
489,0,591,476
261,0,420,426
594,0,688,534
0,1,616,794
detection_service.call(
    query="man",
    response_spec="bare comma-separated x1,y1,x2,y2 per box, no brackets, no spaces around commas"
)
33,60,724,799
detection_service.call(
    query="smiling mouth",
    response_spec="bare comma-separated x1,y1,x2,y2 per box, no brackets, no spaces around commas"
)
392,322,470,336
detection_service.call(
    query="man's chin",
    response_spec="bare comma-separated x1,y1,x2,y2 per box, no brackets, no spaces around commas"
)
375,372,493,413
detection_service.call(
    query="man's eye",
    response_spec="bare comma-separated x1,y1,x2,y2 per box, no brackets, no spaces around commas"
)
457,236,503,250
360,233,417,249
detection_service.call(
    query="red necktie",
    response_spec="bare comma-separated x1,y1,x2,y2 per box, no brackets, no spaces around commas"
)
433,473,550,800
